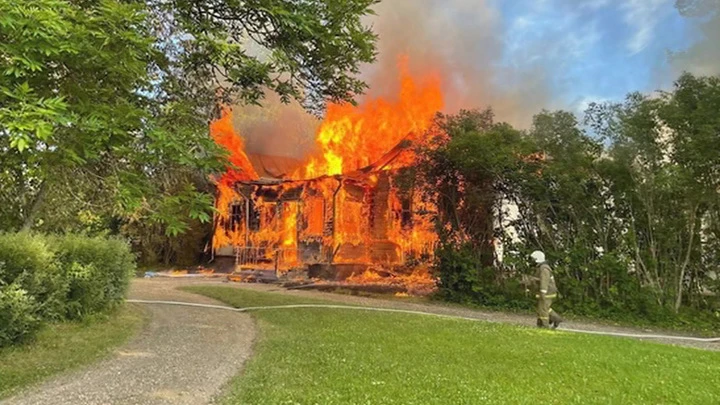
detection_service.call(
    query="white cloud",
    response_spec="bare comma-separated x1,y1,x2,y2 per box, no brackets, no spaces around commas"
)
504,6,601,70
622,0,672,54
581,0,611,10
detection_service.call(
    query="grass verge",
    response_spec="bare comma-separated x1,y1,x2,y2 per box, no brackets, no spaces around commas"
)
322,288,720,336
419,295,720,336
185,286,720,405
0,304,147,399
286,286,720,335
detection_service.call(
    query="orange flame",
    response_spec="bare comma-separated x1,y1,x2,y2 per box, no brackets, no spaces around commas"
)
281,201,299,264
295,56,443,178
210,108,258,186
211,108,258,250
344,266,437,296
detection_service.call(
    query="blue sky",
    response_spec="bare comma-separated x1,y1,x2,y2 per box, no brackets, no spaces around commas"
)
495,0,694,109
240,0,716,155
366,0,713,126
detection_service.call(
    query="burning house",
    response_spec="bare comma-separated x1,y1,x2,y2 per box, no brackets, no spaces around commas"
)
210,60,443,284
212,139,437,272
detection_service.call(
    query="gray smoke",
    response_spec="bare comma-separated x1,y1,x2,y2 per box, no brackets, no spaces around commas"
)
227,39,318,159
235,0,720,158
364,0,554,128
234,0,560,148
670,0,720,76
234,0,720,155
231,91,319,159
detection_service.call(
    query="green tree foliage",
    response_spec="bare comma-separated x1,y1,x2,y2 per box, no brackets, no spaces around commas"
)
419,109,536,305
426,74,720,325
511,110,632,315
0,0,378,243
0,0,217,234
582,74,720,316
157,0,379,111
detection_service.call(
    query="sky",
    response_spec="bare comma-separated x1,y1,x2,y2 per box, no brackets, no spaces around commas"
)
235,0,719,156
496,0,691,111
364,0,717,127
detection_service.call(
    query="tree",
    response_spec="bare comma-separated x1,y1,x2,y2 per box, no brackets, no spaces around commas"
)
1,0,179,232
419,109,536,303
0,0,378,237
427,96,719,320
585,74,720,313
656,74,720,310
154,0,379,112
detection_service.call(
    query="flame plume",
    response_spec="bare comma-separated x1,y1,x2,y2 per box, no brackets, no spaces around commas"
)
296,56,443,178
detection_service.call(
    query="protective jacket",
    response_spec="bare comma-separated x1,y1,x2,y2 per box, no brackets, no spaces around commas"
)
536,262,557,298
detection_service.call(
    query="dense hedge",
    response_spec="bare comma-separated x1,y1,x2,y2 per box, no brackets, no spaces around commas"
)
433,245,720,331
433,244,528,310
0,233,135,347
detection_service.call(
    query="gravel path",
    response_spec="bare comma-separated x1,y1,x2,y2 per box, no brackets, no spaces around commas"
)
147,278,719,351
3,280,255,405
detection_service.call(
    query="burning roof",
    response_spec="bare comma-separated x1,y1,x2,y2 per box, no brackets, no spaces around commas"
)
210,56,442,185
236,137,416,188
247,154,303,181
293,58,442,179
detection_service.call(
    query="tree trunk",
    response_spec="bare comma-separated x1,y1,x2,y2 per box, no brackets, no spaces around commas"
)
22,181,47,231
675,204,699,313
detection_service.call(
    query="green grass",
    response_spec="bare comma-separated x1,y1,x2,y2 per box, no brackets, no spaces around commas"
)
0,304,147,399
292,287,720,335
184,286,720,405
368,292,720,336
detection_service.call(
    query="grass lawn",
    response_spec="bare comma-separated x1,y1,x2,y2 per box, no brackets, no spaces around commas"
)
185,286,720,405
0,304,147,399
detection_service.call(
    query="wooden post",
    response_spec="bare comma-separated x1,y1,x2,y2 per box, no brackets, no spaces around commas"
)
274,250,279,278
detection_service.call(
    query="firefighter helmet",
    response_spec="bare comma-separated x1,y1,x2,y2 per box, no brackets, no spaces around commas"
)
530,250,545,264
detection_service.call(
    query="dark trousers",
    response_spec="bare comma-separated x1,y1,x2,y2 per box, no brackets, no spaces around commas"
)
536,295,561,327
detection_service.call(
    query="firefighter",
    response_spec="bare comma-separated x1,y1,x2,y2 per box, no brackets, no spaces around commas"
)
530,250,563,329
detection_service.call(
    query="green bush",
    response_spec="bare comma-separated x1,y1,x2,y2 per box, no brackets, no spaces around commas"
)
433,244,480,302
52,234,135,318
0,283,41,347
433,243,527,308
0,232,135,347
0,233,67,320
433,243,720,331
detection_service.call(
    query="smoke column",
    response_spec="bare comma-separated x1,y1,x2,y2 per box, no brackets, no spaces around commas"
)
364,0,553,128
671,0,720,77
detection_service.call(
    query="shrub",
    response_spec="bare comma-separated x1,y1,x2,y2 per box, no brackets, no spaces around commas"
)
433,244,480,303
0,283,42,347
0,233,67,320
0,232,136,347
433,243,527,308
52,234,135,318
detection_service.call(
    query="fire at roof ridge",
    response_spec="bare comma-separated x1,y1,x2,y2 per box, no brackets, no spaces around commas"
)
237,135,417,186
